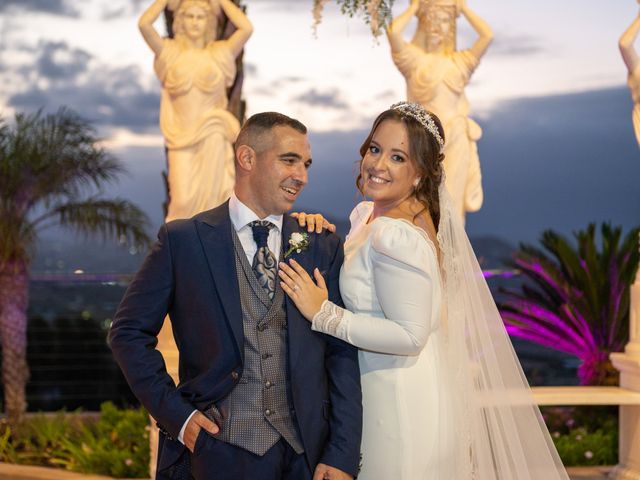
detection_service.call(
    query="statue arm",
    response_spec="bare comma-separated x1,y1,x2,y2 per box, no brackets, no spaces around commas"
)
138,0,169,56
620,11,640,72
460,0,493,60
219,0,254,58
386,0,420,53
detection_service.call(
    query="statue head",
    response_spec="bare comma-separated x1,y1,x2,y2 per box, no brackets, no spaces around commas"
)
412,0,457,55
172,0,221,45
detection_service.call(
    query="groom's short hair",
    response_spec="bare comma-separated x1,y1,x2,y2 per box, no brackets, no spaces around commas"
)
235,112,307,155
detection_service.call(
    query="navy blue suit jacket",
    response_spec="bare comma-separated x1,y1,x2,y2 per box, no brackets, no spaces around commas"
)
109,201,362,477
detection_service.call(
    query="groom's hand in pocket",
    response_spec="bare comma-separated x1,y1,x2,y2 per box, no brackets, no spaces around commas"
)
184,411,219,453
312,463,353,480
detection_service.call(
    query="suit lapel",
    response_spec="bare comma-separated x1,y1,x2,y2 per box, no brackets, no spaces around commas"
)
281,215,309,369
195,202,244,360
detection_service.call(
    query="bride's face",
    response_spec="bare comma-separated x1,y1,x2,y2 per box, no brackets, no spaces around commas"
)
181,5,208,41
360,120,419,205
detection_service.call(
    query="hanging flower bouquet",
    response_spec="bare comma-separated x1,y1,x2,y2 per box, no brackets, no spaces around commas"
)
312,0,396,36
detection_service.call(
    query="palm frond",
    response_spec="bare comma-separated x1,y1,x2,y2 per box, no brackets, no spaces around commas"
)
36,197,152,249
0,107,151,264
0,108,123,214
499,223,639,385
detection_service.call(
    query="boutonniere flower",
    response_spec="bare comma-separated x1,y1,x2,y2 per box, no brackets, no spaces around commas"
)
284,232,310,258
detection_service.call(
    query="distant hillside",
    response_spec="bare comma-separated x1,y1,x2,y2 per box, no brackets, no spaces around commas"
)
469,236,516,270
31,228,517,274
31,233,147,275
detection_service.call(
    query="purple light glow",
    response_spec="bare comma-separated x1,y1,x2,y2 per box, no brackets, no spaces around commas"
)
499,224,639,385
503,314,585,356
482,269,518,279
557,303,597,350
516,259,570,303
504,323,583,356
508,303,593,351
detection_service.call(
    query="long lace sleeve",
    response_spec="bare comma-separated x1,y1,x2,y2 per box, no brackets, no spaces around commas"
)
313,220,440,356
312,300,348,338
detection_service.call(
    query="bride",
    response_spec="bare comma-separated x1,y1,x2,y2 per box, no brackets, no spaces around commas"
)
279,102,569,479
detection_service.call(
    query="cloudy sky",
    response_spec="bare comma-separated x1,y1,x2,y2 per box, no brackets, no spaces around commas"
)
1,0,639,246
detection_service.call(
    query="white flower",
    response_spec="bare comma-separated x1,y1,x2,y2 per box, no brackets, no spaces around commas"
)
285,232,310,258
584,451,594,459
290,232,305,244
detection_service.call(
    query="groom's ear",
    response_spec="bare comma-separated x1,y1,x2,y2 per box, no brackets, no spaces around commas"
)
235,144,256,173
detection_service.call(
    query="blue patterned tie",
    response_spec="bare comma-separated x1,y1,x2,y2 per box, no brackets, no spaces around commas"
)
250,220,277,302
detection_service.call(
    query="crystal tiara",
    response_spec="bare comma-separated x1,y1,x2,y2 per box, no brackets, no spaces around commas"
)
390,101,445,153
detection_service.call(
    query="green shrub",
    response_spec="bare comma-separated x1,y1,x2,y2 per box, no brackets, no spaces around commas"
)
552,425,616,466
0,425,19,463
0,402,149,478
543,406,617,466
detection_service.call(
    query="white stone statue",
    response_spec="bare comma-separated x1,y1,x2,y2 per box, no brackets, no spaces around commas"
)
620,4,640,148
139,0,253,222
387,0,492,220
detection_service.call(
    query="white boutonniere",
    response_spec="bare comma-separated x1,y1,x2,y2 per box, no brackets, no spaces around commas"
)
284,232,310,258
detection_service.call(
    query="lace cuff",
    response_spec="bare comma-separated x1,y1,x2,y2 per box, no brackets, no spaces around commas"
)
311,300,348,340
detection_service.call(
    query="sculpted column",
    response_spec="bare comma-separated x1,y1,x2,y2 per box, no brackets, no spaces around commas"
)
386,0,493,221
620,4,640,148
610,236,640,479
611,8,640,475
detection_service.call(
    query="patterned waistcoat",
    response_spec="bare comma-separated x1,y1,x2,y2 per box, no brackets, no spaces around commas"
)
204,230,303,456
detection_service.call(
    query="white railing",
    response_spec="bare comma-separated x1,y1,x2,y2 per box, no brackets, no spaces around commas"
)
532,386,640,406
529,268,640,480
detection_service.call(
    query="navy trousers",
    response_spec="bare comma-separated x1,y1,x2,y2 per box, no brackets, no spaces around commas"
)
190,433,312,480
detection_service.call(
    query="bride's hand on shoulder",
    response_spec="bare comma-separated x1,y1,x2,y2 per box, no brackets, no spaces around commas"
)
291,212,336,234
278,259,328,321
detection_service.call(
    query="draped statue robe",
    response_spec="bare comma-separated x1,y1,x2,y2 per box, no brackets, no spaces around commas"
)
393,43,483,219
155,39,240,221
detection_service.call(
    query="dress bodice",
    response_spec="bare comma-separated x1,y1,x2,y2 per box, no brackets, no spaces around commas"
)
337,201,442,356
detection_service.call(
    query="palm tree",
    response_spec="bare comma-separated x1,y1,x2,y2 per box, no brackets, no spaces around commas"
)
0,108,151,425
499,224,640,385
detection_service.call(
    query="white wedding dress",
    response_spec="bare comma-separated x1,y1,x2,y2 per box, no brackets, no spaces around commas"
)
313,201,455,478
312,199,570,479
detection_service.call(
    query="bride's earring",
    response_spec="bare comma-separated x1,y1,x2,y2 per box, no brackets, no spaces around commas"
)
413,178,421,192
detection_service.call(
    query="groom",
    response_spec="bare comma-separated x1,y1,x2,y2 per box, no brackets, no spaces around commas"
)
109,112,362,480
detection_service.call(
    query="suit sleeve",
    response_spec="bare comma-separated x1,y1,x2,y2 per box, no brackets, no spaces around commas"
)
318,234,363,476
108,224,194,439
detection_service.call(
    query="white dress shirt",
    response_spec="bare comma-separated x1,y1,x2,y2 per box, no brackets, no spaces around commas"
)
177,192,284,444
228,192,283,261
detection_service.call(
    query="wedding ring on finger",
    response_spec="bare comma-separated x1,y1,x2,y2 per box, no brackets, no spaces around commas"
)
293,284,300,291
